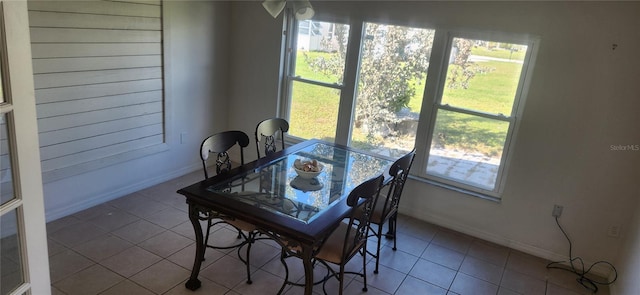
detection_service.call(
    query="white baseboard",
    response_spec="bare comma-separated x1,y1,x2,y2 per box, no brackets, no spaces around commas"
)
400,207,613,278
45,163,201,222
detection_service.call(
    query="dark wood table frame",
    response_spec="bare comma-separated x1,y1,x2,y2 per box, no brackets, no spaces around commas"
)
178,139,392,295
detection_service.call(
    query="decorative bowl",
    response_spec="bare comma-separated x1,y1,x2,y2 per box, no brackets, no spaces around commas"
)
293,159,323,179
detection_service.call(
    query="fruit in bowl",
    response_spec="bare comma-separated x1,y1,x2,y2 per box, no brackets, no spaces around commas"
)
293,159,323,179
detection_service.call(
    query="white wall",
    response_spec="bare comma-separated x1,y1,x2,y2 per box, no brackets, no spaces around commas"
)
226,1,640,278
612,192,640,295
227,2,285,153
43,1,231,220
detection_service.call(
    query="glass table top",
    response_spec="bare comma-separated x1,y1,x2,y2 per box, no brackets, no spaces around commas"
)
207,142,393,224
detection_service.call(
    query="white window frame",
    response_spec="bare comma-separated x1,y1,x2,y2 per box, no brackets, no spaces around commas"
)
279,13,539,199
413,30,539,199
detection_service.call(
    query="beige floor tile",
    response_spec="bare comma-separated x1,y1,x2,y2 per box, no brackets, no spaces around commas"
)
259,251,311,282
48,221,108,248
466,239,510,267
245,238,280,268
100,246,162,278
54,264,124,295
497,287,522,295
48,249,94,283
72,203,117,221
388,232,430,256
165,277,230,295
130,260,190,294
355,262,407,294
421,243,465,270
343,282,389,295
546,282,584,295
46,215,82,235
107,192,148,209
200,255,254,289
51,286,66,295
500,269,547,294
166,242,224,270
376,244,419,274
138,230,192,258
459,256,504,285
144,206,190,229
72,233,133,262
409,259,457,289
86,208,140,232
100,279,155,295
505,250,550,280
123,198,170,219
430,230,474,254
111,219,165,244
450,272,499,295
170,220,200,240
47,238,67,257
395,275,447,295
232,269,290,295
47,170,594,295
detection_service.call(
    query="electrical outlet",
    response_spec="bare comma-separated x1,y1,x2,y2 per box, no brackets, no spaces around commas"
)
607,225,621,238
552,205,563,217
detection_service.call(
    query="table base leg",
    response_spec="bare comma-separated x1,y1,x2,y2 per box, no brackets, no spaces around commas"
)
185,278,201,290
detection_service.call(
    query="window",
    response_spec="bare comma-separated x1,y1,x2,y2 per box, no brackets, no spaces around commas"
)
285,20,350,142
280,15,537,199
350,23,435,158
425,36,532,195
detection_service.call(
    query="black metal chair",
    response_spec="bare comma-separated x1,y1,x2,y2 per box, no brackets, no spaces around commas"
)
276,175,385,295
255,117,289,159
367,149,415,274
199,130,257,284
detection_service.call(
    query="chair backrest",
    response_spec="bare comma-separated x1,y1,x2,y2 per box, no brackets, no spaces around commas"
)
341,174,384,263
255,118,289,158
379,149,415,222
200,130,250,179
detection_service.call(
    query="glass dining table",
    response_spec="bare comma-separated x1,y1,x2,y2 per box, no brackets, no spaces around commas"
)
177,139,394,295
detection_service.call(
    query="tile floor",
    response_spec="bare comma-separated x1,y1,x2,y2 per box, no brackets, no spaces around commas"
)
45,171,610,295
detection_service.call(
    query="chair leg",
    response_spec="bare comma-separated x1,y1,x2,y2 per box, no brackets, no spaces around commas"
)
391,214,398,251
338,265,345,295
362,249,368,292
245,232,254,284
374,225,383,274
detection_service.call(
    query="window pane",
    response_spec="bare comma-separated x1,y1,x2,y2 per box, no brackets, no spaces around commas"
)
351,23,435,157
1,209,24,294
294,20,349,85
288,81,340,142
426,109,509,191
1,114,15,206
442,38,527,116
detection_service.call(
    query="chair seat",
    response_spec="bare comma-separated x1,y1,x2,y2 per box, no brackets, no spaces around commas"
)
223,217,257,232
315,223,358,265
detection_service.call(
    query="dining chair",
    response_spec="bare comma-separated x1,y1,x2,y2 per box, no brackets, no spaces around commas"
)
276,174,385,295
367,149,415,274
199,130,258,284
255,117,289,159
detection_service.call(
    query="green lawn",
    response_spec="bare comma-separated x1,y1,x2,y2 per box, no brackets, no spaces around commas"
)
289,50,524,156
471,46,527,61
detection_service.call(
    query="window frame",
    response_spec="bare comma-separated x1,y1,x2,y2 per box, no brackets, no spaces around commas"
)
279,13,539,200
414,30,539,198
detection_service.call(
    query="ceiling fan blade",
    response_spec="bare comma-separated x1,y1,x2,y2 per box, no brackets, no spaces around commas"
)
262,0,286,18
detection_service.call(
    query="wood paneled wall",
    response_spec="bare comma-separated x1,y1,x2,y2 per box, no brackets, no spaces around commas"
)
27,0,164,179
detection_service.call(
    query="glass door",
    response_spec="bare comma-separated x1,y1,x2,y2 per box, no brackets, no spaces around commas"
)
0,1,51,294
